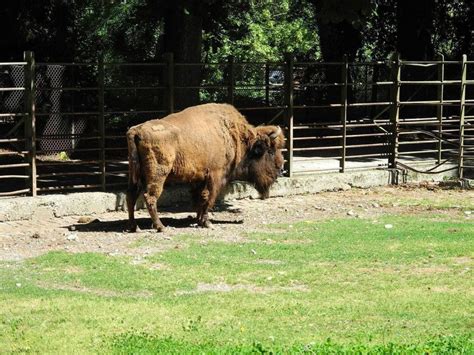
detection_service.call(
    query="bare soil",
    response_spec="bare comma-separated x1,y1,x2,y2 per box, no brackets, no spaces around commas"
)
0,184,472,261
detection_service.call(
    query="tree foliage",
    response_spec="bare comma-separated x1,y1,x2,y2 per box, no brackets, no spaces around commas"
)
0,0,472,62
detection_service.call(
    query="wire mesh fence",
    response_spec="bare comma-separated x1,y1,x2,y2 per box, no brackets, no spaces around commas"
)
0,52,473,196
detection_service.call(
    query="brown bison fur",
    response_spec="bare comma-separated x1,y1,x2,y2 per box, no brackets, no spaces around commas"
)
126,103,285,232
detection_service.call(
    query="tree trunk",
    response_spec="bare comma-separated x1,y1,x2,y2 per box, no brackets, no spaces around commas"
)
317,21,362,106
396,0,435,60
396,0,436,116
163,0,203,110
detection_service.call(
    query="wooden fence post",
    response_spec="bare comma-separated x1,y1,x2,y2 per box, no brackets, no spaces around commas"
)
24,51,37,196
284,53,294,177
458,54,467,179
164,52,174,114
389,53,401,169
227,55,235,105
436,54,444,164
340,55,348,173
98,54,106,191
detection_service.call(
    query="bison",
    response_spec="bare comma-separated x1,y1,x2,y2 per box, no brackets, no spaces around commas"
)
126,103,285,232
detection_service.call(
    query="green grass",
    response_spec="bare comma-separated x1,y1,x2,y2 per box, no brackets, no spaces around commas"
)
0,214,473,353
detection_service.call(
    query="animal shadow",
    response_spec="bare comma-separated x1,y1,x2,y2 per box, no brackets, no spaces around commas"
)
67,217,243,233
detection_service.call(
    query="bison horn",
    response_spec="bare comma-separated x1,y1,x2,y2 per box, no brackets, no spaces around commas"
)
269,126,281,140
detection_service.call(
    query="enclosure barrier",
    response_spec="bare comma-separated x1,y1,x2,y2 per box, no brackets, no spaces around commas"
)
0,52,472,196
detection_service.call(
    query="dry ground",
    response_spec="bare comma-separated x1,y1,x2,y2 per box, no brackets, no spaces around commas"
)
0,183,472,261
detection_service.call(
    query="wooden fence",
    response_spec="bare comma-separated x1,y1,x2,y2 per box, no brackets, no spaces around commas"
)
0,51,473,196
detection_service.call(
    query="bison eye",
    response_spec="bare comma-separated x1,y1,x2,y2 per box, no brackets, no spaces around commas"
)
251,140,267,157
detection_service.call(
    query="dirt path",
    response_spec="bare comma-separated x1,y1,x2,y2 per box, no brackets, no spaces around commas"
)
0,184,472,261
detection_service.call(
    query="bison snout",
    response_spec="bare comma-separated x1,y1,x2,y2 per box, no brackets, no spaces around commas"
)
278,168,287,177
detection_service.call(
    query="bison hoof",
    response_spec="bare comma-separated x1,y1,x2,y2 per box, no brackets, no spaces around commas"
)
152,224,166,232
126,223,140,233
202,220,214,229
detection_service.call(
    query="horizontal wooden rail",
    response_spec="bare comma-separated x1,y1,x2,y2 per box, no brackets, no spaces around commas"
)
36,62,97,66
0,188,30,196
0,151,28,156
0,113,27,117
0,175,29,179
0,163,30,169
346,153,390,159
38,171,101,178
0,62,27,65
103,62,165,67
104,86,166,91
37,184,102,193
0,87,25,92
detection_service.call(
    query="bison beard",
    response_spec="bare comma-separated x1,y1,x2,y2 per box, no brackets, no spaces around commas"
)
126,103,285,232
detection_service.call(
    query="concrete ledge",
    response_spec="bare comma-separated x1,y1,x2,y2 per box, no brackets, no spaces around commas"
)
0,165,458,222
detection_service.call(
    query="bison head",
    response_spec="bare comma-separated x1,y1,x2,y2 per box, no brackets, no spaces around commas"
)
241,125,285,199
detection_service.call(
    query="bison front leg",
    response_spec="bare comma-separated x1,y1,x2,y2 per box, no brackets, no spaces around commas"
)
193,171,222,228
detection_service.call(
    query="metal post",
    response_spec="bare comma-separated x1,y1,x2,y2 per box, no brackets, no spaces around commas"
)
340,55,348,173
98,55,106,191
24,51,37,196
389,53,401,170
436,54,444,164
164,52,174,113
265,62,270,106
284,53,294,177
458,54,467,179
227,55,235,105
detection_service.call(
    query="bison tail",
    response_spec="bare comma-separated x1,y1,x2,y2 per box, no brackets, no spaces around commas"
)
127,129,141,186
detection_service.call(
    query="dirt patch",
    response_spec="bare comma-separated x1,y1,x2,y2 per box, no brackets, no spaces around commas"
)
64,266,83,274
429,286,454,293
451,256,472,265
175,282,310,295
254,259,284,265
411,266,451,275
0,184,472,261
36,281,153,298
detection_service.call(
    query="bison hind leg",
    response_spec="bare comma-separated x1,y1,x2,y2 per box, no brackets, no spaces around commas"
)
143,170,171,233
144,192,165,232
126,182,141,232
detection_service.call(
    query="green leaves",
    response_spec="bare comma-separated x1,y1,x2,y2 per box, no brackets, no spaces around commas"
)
206,0,319,62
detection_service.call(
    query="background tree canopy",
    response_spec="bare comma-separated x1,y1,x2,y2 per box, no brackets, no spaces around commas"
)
1,0,472,63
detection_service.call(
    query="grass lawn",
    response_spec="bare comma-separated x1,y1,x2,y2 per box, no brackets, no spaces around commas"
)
0,212,473,353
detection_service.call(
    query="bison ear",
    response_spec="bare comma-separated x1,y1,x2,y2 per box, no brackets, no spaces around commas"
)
250,139,267,158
